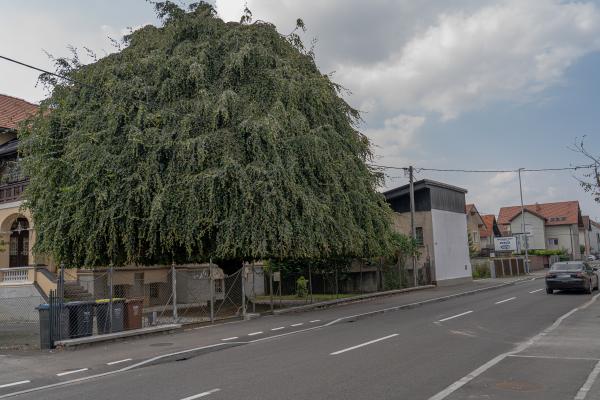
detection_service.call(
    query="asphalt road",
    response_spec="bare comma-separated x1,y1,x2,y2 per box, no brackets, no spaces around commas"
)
2,278,599,400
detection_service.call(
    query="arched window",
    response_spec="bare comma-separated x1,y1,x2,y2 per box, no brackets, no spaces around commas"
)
9,217,29,268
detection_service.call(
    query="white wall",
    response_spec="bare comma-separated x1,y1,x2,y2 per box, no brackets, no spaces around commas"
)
509,212,546,250
546,224,580,260
431,209,472,282
591,224,600,255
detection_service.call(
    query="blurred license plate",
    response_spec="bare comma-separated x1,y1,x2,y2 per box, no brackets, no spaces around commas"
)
558,274,570,278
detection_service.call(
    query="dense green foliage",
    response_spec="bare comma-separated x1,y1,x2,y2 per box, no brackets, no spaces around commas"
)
20,2,394,267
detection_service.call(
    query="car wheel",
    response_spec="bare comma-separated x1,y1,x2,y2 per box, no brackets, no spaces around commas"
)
546,287,553,294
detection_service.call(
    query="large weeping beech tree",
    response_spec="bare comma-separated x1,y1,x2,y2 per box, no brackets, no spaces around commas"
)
20,1,394,267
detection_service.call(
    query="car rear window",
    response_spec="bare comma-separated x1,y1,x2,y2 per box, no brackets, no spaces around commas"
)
550,263,583,271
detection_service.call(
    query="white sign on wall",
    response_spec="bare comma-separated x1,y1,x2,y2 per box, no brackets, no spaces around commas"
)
494,237,517,252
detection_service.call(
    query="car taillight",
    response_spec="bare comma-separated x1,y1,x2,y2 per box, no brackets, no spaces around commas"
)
571,272,584,278
547,273,556,278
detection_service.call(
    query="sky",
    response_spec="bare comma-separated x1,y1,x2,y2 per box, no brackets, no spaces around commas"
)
1,0,599,221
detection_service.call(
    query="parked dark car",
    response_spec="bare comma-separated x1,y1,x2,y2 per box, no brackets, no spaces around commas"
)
546,262,599,294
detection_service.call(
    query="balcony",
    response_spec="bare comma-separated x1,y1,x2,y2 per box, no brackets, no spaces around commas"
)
0,179,27,205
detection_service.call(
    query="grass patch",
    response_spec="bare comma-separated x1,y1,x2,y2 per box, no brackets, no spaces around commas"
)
255,294,356,301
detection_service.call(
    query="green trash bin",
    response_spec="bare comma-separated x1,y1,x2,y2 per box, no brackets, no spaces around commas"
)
65,301,94,338
96,299,125,334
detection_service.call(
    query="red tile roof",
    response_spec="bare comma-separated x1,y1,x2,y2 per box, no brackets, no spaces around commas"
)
480,214,496,238
498,201,581,226
0,94,38,130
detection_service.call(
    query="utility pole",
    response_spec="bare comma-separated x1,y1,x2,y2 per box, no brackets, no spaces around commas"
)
409,166,417,287
518,168,530,273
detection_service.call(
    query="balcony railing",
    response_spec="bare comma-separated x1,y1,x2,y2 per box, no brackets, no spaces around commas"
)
0,179,27,204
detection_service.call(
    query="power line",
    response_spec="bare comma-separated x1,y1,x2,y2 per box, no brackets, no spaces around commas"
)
0,54,92,88
371,164,594,173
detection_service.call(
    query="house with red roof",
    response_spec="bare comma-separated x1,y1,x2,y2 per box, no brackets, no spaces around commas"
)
465,204,485,252
581,216,600,257
498,201,584,260
0,94,39,269
479,214,501,253
591,220,600,256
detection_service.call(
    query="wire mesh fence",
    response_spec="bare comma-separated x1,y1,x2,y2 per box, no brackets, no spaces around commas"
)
0,296,40,349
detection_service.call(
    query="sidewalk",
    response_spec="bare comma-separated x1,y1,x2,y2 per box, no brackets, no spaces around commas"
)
440,290,600,400
0,274,541,390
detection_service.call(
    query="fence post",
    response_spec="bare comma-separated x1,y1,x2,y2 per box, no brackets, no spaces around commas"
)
241,263,246,319
58,263,65,341
171,262,178,322
108,265,114,333
335,267,339,299
251,262,256,314
209,258,214,323
269,267,274,314
308,264,313,304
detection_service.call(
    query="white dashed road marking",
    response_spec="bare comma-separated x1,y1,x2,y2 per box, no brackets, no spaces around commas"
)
0,381,30,389
221,337,238,341
180,388,221,400
437,311,473,323
309,320,321,323
271,327,285,331
248,331,263,336
330,334,399,356
291,323,304,327
575,360,600,400
495,297,516,304
106,359,132,366
529,289,543,294
56,368,88,377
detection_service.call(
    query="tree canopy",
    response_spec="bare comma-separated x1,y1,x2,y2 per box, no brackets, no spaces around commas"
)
20,1,394,267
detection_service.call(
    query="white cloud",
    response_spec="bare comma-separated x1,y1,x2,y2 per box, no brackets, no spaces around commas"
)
340,0,600,119
489,171,515,186
366,114,425,167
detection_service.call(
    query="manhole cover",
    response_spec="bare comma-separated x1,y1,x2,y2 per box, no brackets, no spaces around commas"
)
150,342,173,347
495,380,542,392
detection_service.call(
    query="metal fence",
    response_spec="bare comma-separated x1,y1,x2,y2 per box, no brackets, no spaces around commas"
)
41,264,248,348
0,296,40,349
255,259,432,312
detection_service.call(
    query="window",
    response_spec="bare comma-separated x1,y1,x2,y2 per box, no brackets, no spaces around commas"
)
149,283,160,299
114,284,128,298
472,231,480,243
548,238,559,246
415,227,424,246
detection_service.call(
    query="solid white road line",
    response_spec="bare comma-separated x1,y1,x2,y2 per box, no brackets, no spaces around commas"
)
330,334,399,356
56,368,88,377
180,388,221,400
247,331,263,336
309,320,321,323
495,297,516,304
271,327,285,331
0,381,30,389
574,360,600,400
106,358,132,366
529,289,544,294
437,311,473,323
221,337,238,341
291,323,304,327
508,354,600,362
428,294,600,400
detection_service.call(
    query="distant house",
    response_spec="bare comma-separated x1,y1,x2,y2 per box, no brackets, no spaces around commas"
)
480,214,501,253
498,201,584,260
591,220,600,256
384,179,472,286
580,216,592,257
465,204,485,252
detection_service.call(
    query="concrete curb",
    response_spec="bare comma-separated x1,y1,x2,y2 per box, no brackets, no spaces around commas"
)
54,324,182,349
271,275,541,316
271,285,436,315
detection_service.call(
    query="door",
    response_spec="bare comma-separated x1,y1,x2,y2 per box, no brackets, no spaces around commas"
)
9,218,29,268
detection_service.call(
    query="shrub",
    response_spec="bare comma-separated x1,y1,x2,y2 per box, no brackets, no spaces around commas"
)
296,276,308,298
472,263,491,279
